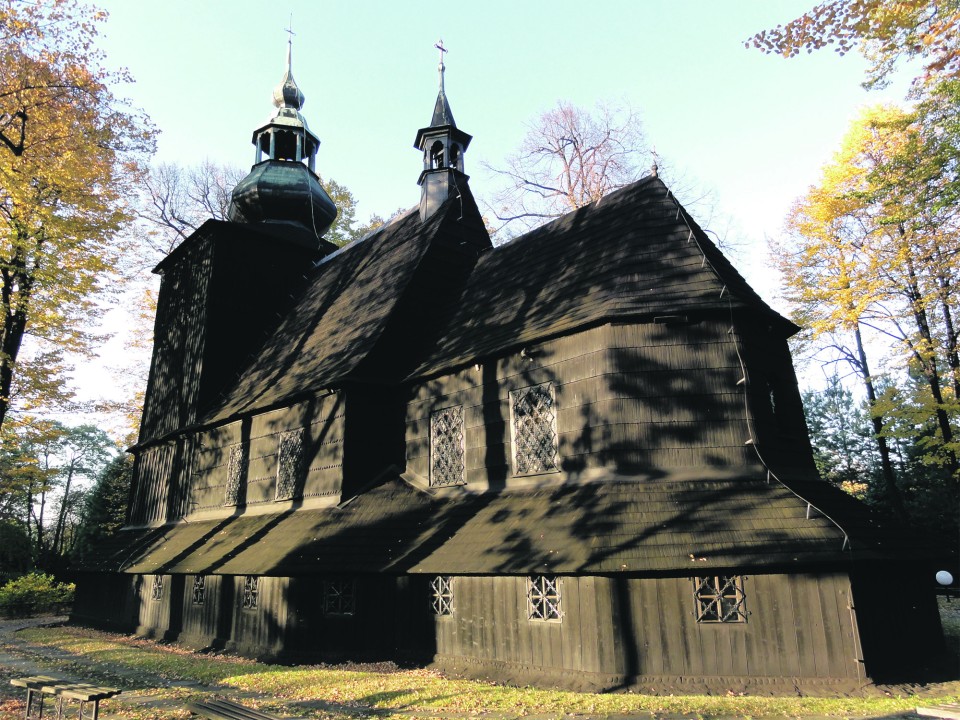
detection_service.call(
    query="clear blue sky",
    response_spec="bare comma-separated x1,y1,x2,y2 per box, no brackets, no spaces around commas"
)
56,0,920,436
95,0,911,305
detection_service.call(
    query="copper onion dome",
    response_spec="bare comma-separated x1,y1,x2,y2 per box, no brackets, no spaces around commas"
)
229,37,337,246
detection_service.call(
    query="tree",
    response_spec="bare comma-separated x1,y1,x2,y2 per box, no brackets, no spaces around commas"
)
0,0,155,431
0,420,114,568
802,375,879,495
779,105,960,523
485,100,651,233
72,453,131,560
748,0,960,89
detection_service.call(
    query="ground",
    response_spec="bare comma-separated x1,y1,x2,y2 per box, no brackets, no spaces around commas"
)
0,600,957,720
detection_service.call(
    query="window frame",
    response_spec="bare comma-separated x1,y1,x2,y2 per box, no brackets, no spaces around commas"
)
275,428,305,501
150,574,163,602
322,578,356,617
430,575,455,616
693,575,747,623
241,575,260,611
224,442,248,506
509,383,560,477
191,575,206,606
429,405,466,488
527,575,563,622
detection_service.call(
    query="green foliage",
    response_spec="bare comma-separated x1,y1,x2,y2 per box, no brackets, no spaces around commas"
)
0,572,73,616
0,520,29,572
802,375,878,496
72,453,132,559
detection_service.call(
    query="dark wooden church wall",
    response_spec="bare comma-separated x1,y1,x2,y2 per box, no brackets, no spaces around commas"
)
407,319,763,487
185,393,345,515
432,572,861,681
128,442,175,525
140,238,213,441
70,572,140,633
734,321,819,476
602,321,759,472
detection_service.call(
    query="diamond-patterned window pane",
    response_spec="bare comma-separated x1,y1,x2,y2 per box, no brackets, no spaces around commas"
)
150,575,163,601
430,576,454,616
242,575,260,610
192,576,206,605
225,443,248,506
323,579,355,616
694,575,747,623
527,575,562,621
430,406,465,487
511,384,559,475
276,429,305,501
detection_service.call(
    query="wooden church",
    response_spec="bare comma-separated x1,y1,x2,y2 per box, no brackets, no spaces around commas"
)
72,44,944,693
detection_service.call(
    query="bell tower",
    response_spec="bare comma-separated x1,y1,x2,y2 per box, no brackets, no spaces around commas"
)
229,32,338,245
414,40,473,222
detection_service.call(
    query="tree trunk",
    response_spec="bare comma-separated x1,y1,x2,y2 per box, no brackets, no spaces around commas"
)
51,463,75,558
902,247,959,475
854,323,909,522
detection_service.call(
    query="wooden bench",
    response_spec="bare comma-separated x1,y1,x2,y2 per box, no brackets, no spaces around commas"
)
10,675,121,720
188,698,301,720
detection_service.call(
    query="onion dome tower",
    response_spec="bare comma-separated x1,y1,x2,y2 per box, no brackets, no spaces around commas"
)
229,36,337,246
414,40,472,222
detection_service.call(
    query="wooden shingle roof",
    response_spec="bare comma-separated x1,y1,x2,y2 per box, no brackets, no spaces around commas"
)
75,476,923,577
410,176,791,379
204,201,459,423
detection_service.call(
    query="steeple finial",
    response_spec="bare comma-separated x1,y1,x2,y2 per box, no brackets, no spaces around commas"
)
273,18,304,110
435,39,447,94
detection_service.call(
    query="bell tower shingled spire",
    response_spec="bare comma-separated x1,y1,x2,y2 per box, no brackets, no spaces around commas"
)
414,39,472,222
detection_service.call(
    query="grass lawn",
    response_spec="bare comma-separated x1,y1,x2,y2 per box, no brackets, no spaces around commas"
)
2,607,958,720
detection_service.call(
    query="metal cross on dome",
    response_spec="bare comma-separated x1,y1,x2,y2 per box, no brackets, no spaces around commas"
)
435,39,447,91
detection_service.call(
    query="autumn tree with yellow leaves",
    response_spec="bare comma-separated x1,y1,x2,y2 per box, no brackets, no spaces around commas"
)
0,0,154,431
778,105,959,526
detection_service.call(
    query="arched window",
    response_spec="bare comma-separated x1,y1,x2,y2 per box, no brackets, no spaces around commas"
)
430,140,445,169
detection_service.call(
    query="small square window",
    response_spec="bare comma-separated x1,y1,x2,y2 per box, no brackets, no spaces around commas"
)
225,443,248,506
527,575,562,621
431,576,455,616
150,575,163,601
323,579,355,616
276,429,305,501
430,406,465,487
192,576,206,606
511,384,559,476
694,575,746,623
242,575,260,610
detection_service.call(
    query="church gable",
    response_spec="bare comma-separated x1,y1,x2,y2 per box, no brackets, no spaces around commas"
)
411,176,791,381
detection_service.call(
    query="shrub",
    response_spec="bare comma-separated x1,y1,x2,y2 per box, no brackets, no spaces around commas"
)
0,573,75,617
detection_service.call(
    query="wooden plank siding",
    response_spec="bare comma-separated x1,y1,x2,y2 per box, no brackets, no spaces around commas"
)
431,572,861,681
129,394,345,525
406,319,767,489
79,569,860,685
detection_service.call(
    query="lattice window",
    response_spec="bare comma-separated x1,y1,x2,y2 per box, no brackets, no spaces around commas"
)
242,575,260,610
323,578,355,616
224,443,248,506
192,575,206,606
430,406,465,487
694,575,747,623
150,575,163,601
276,429,305,501
527,575,562,621
511,384,559,475
430,576,454,616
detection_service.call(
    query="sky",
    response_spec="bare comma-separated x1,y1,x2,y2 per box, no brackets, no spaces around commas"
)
92,0,913,301
76,0,917,430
